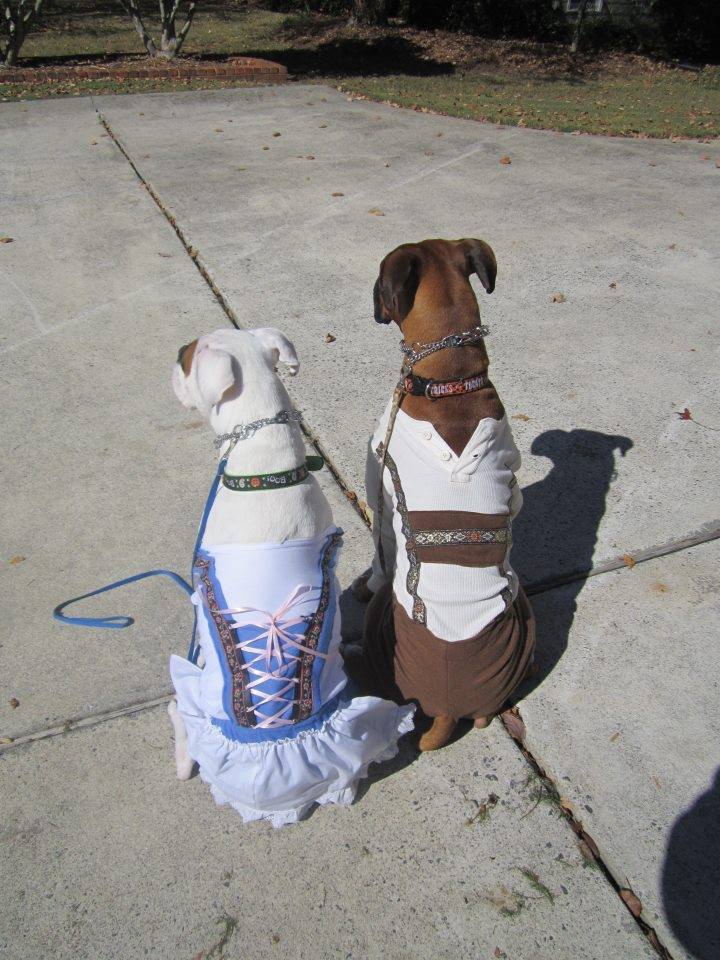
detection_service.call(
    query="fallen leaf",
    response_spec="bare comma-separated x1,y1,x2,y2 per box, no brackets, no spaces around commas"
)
501,708,525,741
345,491,358,502
652,775,662,790
436,131,443,137
648,161,656,166
619,889,642,918
368,208,385,216
325,333,336,343
262,146,269,150
499,155,512,165
512,413,531,422
384,162,391,167
668,243,677,250
622,554,636,568
331,191,344,197
652,582,669,593
558,796,574,813
552,292,566,303
677,407,693,420
214,128,223,133
158,252,172,258
272,131,281,137
581,832,599,857
9,698,19,709
271,934,280,944
305,155,315,160
701,153,711,160
9,555,26,565
319,123,327,128
609,281,617,288
610,730,620,742
424,149,433,156
90,140,97,145
578,839,595,863
0,237,14,244
0,737,14,745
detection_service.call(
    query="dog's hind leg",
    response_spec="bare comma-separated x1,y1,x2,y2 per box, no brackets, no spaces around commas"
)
167,698,195,781
418,716,457,752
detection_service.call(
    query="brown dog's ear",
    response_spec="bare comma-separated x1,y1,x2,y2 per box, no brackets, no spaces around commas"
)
373,245,421,325
458,238,497,294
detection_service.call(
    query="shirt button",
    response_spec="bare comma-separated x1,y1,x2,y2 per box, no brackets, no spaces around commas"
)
423,430,433,441
441,451,452,462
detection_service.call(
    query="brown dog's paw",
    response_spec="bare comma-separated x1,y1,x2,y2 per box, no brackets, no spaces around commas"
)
351,572,374,604
418,716,457,752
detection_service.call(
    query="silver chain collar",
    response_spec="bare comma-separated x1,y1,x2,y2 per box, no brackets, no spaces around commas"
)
400,323,489,370
214,409,302,450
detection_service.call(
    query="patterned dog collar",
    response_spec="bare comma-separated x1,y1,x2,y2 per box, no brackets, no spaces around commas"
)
222,455,324,492
401,369,488,400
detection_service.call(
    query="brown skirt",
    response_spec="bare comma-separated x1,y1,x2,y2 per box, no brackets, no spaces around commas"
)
358,583,535,720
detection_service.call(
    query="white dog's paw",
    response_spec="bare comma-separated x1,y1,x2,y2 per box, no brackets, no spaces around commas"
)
167,699,195,781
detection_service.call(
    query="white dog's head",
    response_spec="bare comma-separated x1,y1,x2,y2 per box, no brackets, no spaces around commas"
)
172,327,299,419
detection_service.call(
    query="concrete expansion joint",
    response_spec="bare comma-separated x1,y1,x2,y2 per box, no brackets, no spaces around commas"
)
500,707,675,960
96,112,242,331
0,693,174,755
525,519,720,598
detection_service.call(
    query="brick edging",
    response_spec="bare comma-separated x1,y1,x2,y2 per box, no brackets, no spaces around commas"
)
0,57,287,85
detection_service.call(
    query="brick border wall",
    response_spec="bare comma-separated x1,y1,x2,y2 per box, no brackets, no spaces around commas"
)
1,57,287,85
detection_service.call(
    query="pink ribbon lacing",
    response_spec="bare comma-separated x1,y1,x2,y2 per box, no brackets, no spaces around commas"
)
208,584,327,729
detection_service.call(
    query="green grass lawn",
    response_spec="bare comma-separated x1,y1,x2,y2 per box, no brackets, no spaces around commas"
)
3,2,718,140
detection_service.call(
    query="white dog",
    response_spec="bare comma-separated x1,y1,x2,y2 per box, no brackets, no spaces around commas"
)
168,327,413,826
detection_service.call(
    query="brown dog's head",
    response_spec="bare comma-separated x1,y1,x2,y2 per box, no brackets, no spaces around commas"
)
373,238,496,332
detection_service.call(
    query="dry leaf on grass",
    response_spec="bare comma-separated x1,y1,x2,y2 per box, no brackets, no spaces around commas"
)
499,156,512,165
620,889,642,918
368,208,385,216
622,554,636,568
552,292,566,303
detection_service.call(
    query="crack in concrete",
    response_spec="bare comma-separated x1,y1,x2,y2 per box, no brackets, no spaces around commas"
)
500,710,675,959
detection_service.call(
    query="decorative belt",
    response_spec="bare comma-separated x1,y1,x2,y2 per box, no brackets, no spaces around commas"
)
222,455,324,492
401,369,488,400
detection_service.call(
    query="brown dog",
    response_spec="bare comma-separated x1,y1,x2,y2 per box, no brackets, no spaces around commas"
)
354,238,535,752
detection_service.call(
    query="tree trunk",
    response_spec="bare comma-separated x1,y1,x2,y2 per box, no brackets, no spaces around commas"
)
157,0,197,58
119,0,158,57
353,0,388,26
571,0,590,54
2,0,45,69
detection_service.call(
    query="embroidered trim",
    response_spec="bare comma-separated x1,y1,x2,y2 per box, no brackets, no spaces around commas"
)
222,456,323,492
376,442,426,624
295,531,343,721
401,370,488,400
195,557,255,727
413,526,512,547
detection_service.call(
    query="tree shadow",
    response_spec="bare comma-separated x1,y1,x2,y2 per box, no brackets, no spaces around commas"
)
661,769,720,959
245,36,454,78
511,428,634,696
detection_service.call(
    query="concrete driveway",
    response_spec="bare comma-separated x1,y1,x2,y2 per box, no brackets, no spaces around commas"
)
1,85,718,960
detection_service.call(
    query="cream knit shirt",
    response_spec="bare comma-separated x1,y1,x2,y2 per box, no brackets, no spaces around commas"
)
366,401,523,642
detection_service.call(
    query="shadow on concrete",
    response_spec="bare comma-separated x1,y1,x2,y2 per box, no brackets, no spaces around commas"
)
661,769,720,959
511,428,634,695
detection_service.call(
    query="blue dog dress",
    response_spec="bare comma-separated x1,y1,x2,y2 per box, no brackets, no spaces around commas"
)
170,525,414,826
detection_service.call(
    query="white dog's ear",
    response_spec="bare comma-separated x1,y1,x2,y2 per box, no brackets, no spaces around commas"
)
195,346,236,411
250,327,300,376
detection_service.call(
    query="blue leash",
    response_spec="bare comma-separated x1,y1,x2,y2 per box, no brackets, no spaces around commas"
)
53,456,227,663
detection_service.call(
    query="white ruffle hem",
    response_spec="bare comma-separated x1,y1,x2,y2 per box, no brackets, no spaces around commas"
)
171,654,415,827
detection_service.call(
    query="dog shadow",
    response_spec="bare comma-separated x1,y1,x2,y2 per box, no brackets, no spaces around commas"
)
511,428,634,696
661,769,720,959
